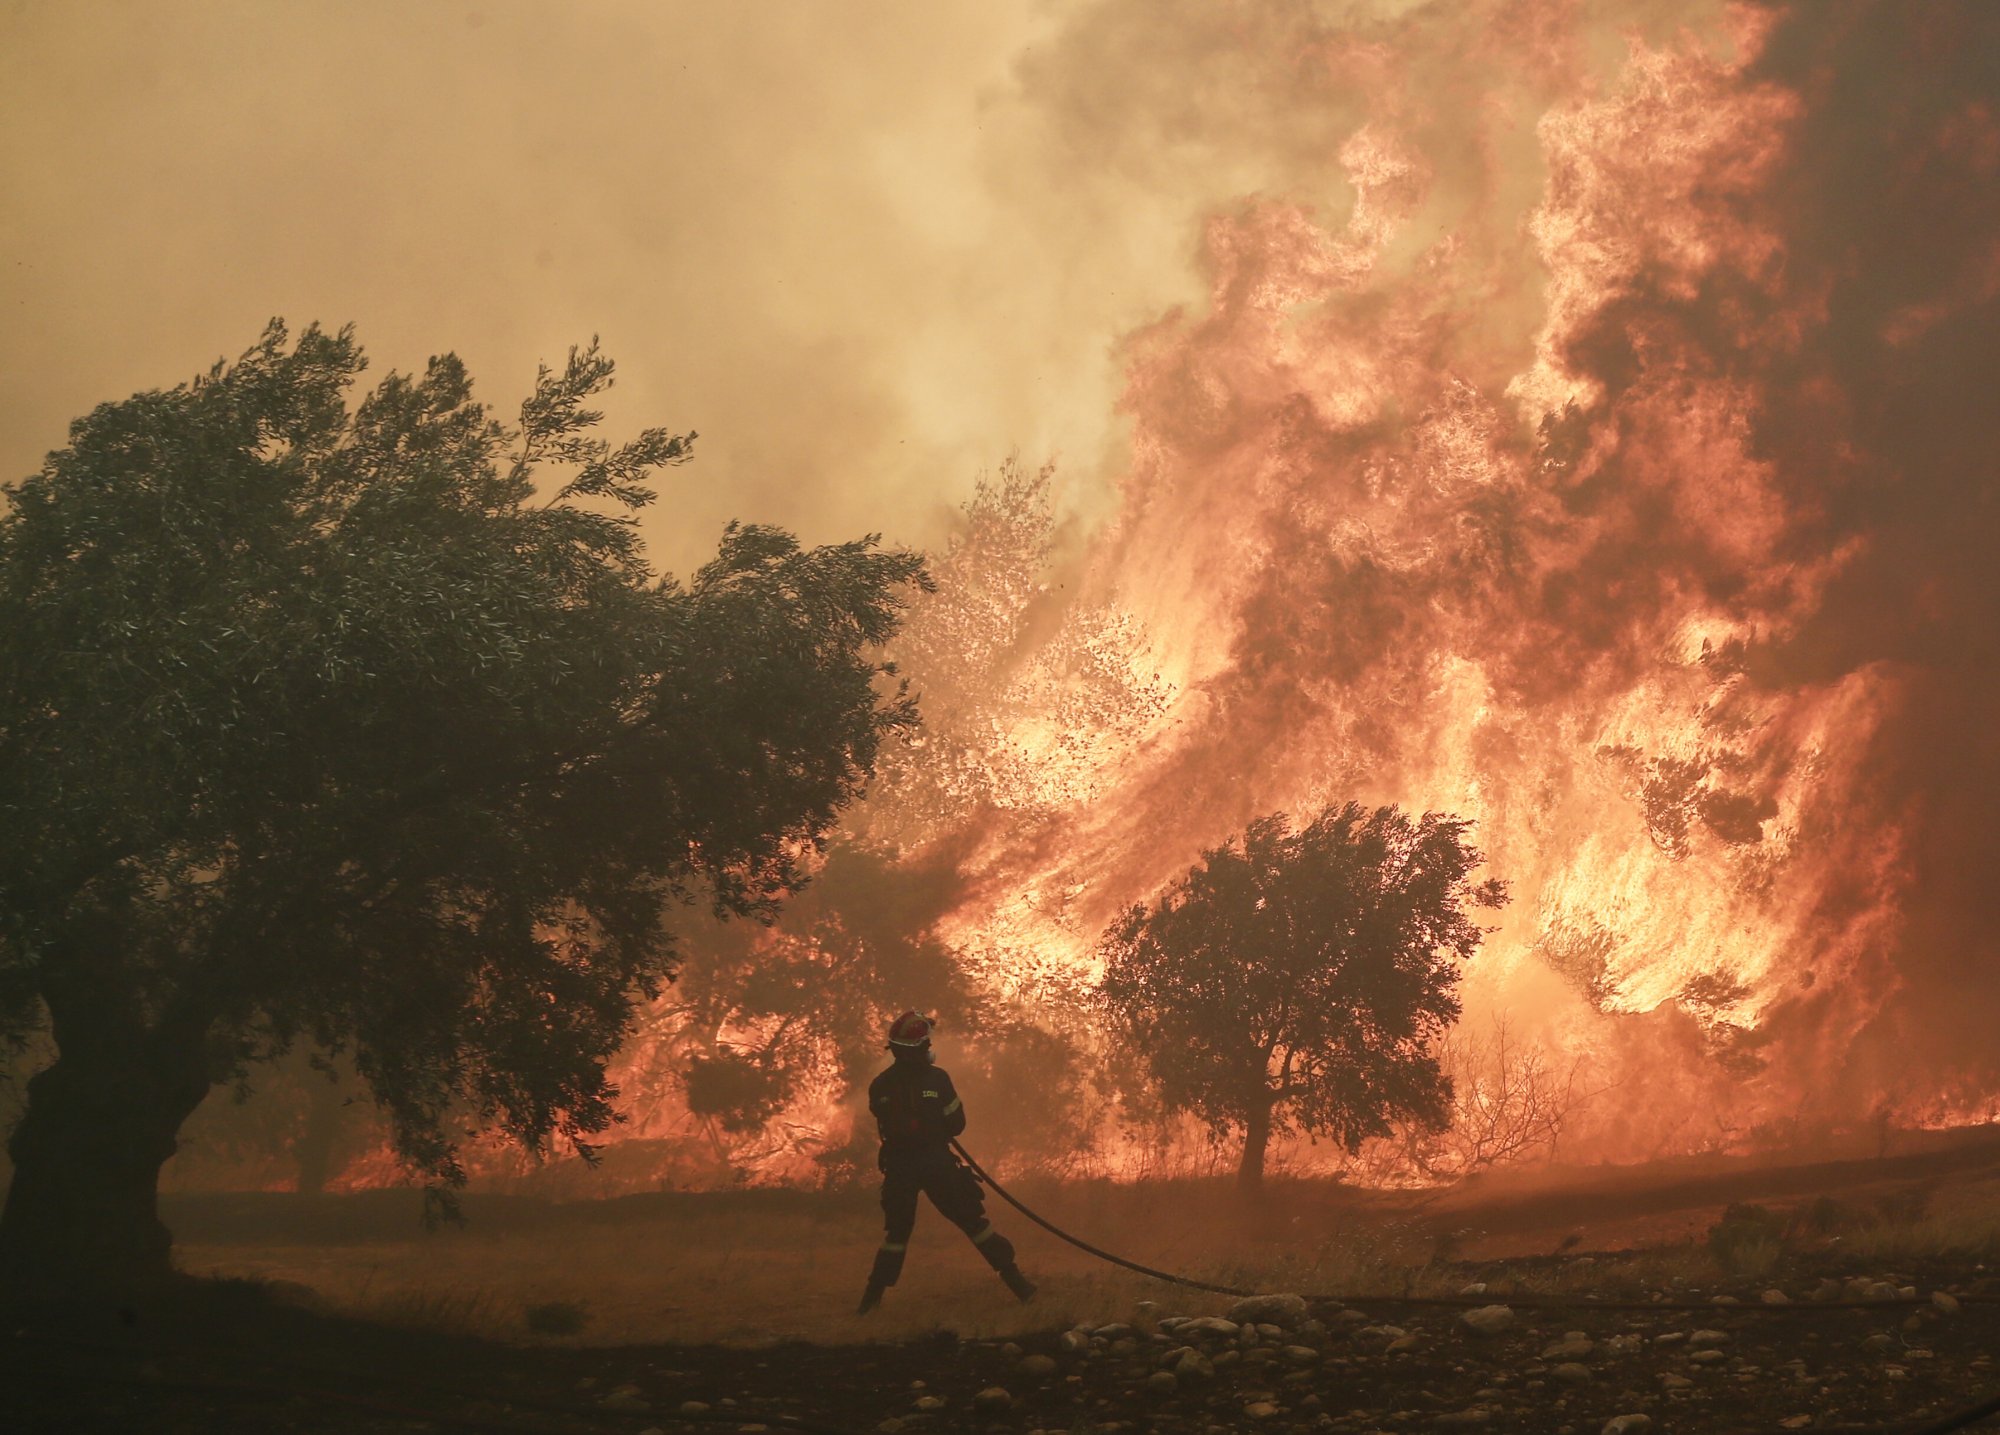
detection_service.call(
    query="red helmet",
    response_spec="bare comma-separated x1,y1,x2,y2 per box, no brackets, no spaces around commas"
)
887,1011,935,1049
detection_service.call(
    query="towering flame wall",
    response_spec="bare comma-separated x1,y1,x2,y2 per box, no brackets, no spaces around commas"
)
847,0,2000,1172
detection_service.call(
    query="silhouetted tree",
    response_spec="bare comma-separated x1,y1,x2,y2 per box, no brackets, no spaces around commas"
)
0,321,927,1290
1095,803,1507,1192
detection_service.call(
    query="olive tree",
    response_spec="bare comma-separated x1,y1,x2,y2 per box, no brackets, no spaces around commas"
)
1095,803,1507,1192
0,321,927,1289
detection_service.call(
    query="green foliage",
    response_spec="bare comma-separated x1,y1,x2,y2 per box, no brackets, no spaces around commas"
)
1094,803,1507,1177
0,320,927,1195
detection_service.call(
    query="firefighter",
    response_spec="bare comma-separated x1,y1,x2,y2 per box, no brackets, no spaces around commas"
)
857,1011,1036,1314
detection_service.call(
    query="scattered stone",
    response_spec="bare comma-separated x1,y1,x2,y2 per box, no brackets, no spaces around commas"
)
1541,1333,1594,1360
876,1422,903,1435
1688,1330,1730,1349
1689,1350,1727,1366
1933,1291,1962,1314
1780,1418,1812,1430
1019,1354,1058,1378
1602,1417,1653,1435
1283,1345,1321,1366
1459,1283,1488,1297
1228,1294,1311,1328
1461,1305,1516,1336
1651,1332,1687,1347
1434,1410,1492,1428
1175,1350,1216,1382
1093,1323,1134,1339
1551,1364,1592,1386
677,1403,711,1417
973,1388,1012,1412
1862,1334,1900,1354
1145,1371,1178,1398
1244,1401,1281,1419
1387,1335,1422,1354
1000,1342,1022,1358
1059,1330,1091,1354
912,1396,946,1412
1658,1375,1691,1391
1711,1295,1741,1307
1761,1289,1791,1305
1181,1317,1242,1338
600,1387,650,1413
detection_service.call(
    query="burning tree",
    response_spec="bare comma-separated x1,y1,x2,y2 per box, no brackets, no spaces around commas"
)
0,321,928,1290
1095,804,1507,1192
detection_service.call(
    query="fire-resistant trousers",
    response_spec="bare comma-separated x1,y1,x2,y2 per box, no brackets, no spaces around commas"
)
867,1148,1016,1288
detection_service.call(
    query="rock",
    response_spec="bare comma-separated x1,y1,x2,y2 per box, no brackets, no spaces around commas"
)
1244,1401,1281,1419
1461,1305,1516,1335
1459,1282,1488,1297
973,1388,1012,1412
1780,1418,1812,1430
1387,1335,1422,1354
1181,1316,1242,1339
1093,1323,1134,1339
1019,1354,1058,1378
1862,1333,1900,1354
1688,1330,1730,1349
1059,1329,1091,1354
1358,1325,1408,1341
1602,1417,1653,1435
1689,1350,1727,1365
1659,1374,1691,1391
1551,1364,1592,1386
912,1396,947,1412
1283,1345,1321,1366
1541,1333,1594,1360
601,1389,651,1412
1434,1411,1492,1429
1228,1294,1311,1328
1867,1281,1901,1300
677,1403,711,1417
1651,1332,1686,1346
1000,1342,1022,1358
1175,1350,1216,1382
1900,1285,1918,1300
1145,1370,1178,1398
1108,1338,1140,1358
1761,1289,1791,1305
876,1422,903,1435
1933,1291,1962,1314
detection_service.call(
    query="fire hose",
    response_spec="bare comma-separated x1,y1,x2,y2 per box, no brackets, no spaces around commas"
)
951,1139,2000,1433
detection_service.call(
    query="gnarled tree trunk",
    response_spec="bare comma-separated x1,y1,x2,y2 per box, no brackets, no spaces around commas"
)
0,1008,213,1295
1237,1097,1273,1194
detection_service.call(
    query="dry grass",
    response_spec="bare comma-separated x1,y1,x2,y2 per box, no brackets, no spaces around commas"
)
174,1179,1424,1346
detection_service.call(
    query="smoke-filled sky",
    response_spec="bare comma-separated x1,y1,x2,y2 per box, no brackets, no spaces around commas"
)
10,0,2000,1176
1,0,1732,570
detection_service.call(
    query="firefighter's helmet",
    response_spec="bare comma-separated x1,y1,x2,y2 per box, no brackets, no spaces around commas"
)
887,1011,935,1049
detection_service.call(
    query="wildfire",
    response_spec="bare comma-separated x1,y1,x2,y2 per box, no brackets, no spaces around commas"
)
178,3,2000,1194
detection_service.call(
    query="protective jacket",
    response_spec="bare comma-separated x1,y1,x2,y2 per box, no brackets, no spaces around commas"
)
866,1057,966,1168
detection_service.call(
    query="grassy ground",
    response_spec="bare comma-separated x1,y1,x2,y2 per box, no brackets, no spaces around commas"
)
165,1142,2000,1349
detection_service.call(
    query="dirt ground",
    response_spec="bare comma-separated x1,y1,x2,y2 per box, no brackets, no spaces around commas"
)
8,1132,2000,1433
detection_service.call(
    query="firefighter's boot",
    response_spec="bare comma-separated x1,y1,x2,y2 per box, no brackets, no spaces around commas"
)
857,1280,886,1315
999,1264,1037,1304
859,1242,905,1315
